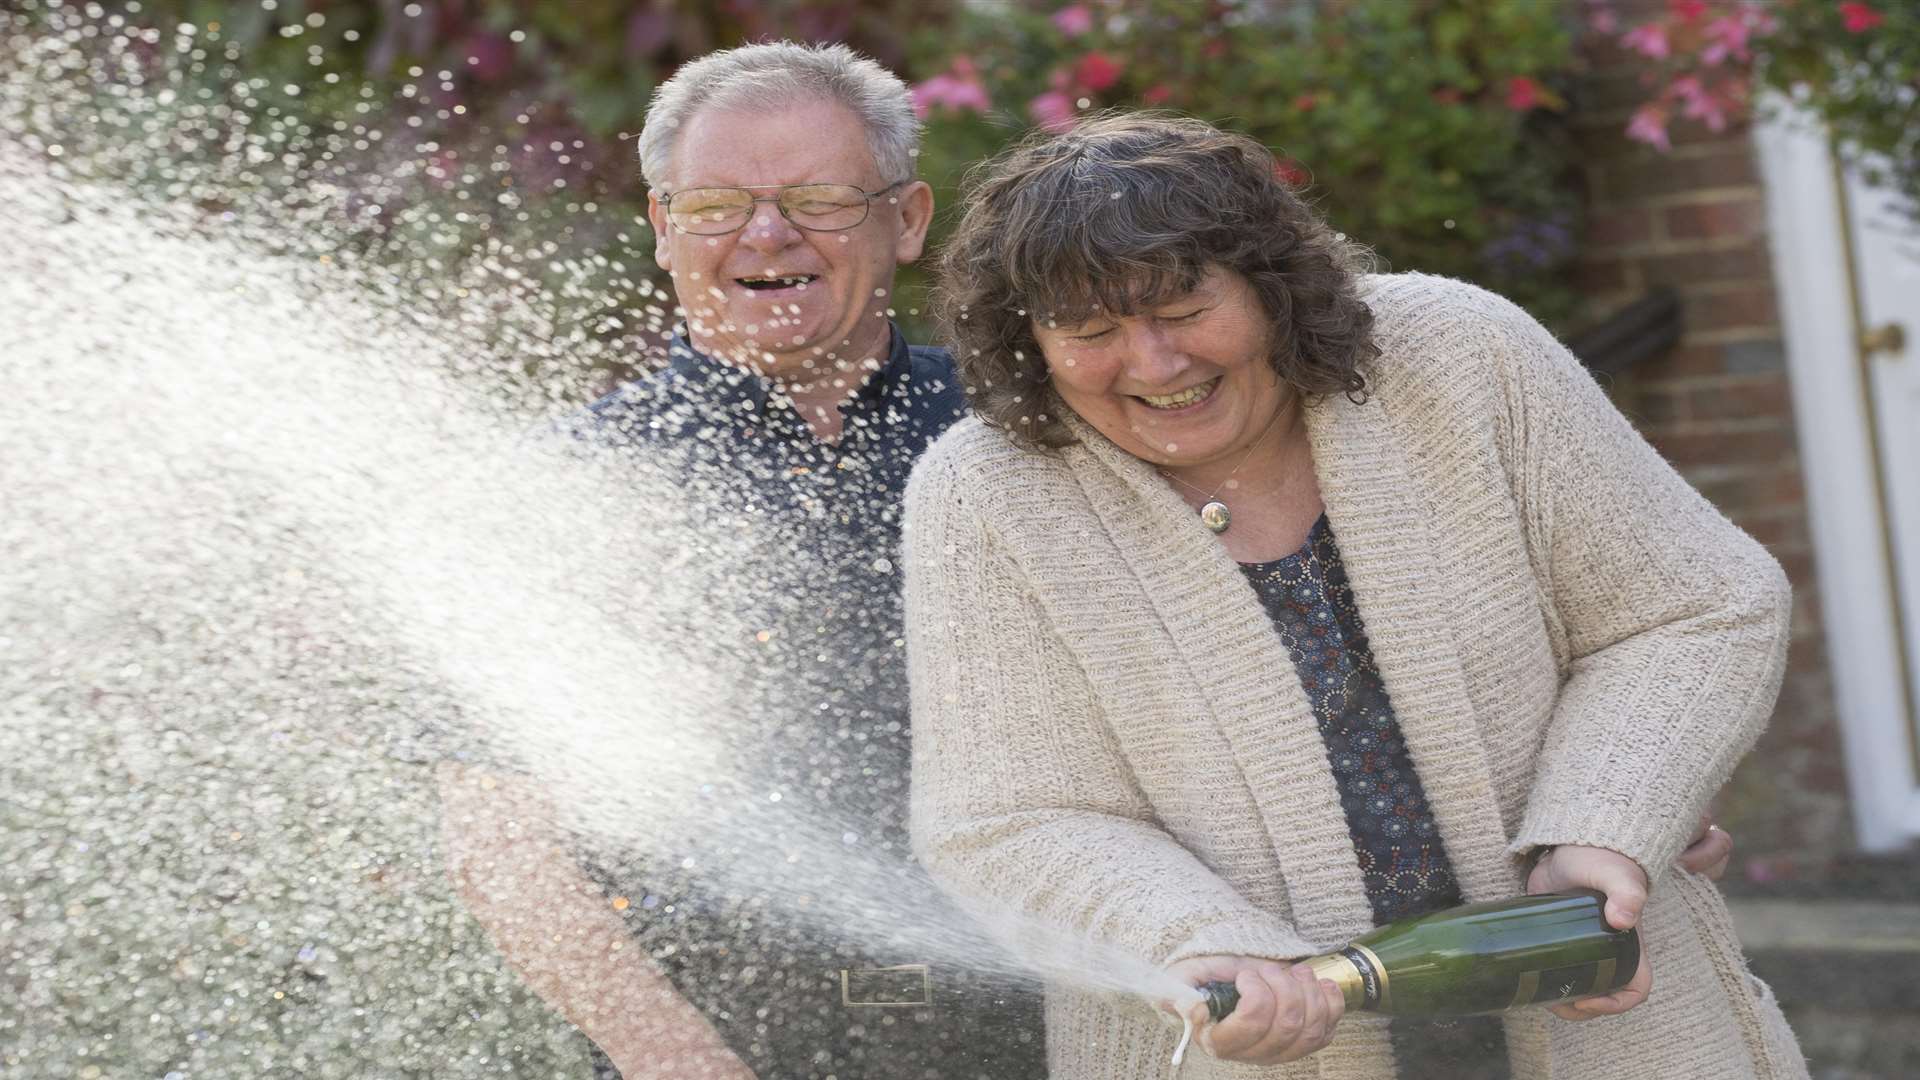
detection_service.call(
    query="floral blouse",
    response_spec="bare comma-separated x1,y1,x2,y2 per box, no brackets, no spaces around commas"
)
1240,514,1509,1078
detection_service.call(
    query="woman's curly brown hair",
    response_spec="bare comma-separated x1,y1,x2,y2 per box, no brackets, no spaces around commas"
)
937,111,1377,447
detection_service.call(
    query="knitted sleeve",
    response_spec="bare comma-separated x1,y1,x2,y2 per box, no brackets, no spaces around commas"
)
902,443,1315,974
1485,292,1793,881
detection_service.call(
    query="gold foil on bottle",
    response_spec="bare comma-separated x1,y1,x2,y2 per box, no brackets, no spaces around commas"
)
1302,952,1367,1011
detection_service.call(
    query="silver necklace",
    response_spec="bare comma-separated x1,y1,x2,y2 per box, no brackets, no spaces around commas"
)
1159,409,1286,535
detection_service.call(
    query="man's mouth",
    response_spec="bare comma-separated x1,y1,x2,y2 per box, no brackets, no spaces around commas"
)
735,274,820,292
1138,377,1220,410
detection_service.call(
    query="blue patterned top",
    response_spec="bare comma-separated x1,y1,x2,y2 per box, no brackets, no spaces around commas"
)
1239,514,1463,923
1240,514,1509,1078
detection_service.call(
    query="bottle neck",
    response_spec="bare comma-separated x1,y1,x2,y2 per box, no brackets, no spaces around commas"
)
1301,944,1386,1012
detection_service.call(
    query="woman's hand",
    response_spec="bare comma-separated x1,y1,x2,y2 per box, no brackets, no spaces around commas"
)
1525,844,1653,1020
1675,813,1733,880
1163,955,1345,1065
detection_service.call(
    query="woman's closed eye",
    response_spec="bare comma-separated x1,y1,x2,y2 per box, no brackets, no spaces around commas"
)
1063,308,1205,342
1066,325,1116,343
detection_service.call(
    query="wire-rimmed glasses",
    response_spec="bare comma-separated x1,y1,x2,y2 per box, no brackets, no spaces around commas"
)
659,181,907,235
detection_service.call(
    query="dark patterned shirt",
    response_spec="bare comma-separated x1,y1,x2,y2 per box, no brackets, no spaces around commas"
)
1241,514,1509,1079
568,329,1046,1080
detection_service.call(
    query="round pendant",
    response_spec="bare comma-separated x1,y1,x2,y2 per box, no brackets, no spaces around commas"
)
1199,500,1231,533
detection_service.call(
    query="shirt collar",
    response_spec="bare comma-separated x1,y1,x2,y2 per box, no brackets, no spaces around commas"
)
664,326,913,425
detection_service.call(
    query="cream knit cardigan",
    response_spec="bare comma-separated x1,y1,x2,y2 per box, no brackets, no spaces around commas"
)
902,274,1807,1080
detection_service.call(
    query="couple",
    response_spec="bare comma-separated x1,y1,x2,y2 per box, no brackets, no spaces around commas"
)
441,40,1801,1080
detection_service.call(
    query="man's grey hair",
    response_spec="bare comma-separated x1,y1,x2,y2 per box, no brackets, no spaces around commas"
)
638,41,922,189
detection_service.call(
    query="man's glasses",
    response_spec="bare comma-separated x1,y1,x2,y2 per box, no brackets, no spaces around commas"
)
659,181,906,236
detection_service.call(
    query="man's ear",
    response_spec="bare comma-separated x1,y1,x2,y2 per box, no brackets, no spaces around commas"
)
646,191,672,272
892,180,935,266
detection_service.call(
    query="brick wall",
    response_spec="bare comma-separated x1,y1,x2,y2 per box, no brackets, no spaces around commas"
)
1566,10,1855,884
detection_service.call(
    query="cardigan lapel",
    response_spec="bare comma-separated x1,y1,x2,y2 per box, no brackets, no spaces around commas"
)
1303,388,1522,902
1058,412,1377,948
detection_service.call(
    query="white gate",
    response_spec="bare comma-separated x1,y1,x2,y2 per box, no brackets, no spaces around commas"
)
1757,103,1920,852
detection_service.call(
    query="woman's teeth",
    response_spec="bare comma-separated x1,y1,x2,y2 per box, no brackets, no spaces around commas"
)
1140,378,1218,409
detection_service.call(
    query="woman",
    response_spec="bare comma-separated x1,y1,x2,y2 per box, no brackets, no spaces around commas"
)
902,113,1804,1079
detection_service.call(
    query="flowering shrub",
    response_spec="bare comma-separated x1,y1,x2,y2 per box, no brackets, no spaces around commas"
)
1596,0,1916,208
68,0,1587,335
908,0,1586,325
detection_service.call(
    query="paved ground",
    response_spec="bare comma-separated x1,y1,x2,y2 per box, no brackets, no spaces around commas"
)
1728,893,1920,1080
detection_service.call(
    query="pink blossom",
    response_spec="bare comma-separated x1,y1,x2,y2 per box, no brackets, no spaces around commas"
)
1670,75,1729,132
911,58,992,118
1505,76,1544,112
1620,22,1670,60
1074,50,1122,92
1667,0,1707,23
1698,15,1752,66
1142,83,1173,105
1029,90,1078,133
1839,2,1885,34
1626,103,1672,152
1051,4,1094,37
1588,9,1618,34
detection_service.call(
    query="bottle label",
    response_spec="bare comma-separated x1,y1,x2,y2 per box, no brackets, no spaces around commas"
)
1340,946,1385,1009
1510,958,1617,1008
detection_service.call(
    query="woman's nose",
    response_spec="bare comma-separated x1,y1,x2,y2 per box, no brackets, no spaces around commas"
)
1123,325,1189,385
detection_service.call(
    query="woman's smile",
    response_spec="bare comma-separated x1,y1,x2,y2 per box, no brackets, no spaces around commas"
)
1138,376,1221,411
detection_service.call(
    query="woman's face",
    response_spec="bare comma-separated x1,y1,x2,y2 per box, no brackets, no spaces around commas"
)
1032,265,1289,470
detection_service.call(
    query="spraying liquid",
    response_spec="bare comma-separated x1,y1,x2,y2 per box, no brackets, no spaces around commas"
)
1,9,1215,1075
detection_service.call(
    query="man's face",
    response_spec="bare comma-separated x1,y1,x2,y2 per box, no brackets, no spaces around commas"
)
646,99,934,384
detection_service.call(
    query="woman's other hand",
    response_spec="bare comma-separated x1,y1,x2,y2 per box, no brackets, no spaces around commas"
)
1526,844,1653,1020
1163,955,1344,1064
1675,813,1733,880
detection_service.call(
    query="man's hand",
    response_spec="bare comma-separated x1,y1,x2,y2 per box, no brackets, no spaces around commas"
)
1525,844,1652,1021
1675,813,1732,880
1162,955,1344,1065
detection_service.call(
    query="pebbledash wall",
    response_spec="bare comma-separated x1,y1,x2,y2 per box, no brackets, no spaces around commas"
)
1564,16,1856,884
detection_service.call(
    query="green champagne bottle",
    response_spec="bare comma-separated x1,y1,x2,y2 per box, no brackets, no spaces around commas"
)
1200,891,1639,1019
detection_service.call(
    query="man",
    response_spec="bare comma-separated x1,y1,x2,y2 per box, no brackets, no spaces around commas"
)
437,42,1047,1080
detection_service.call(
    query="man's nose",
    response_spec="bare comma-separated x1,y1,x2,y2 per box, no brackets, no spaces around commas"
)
738,199,801,253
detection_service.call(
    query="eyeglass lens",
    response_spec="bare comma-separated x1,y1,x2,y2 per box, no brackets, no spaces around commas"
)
668,184,874,234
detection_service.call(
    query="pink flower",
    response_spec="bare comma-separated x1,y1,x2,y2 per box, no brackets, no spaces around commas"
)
1699,15,1753,65
1626,103,1672,152
1274,159,1310,188
1051,4,1094,37
1667,0,1708,23
1670,75,1729,132
1141,83,1174,105
1074,51,1122,93
911,58,992,118
1620,22,1671,59
1839,2,1885,33
1505,76,1544,112
1588,8,1619,34
1029,90,1077,133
